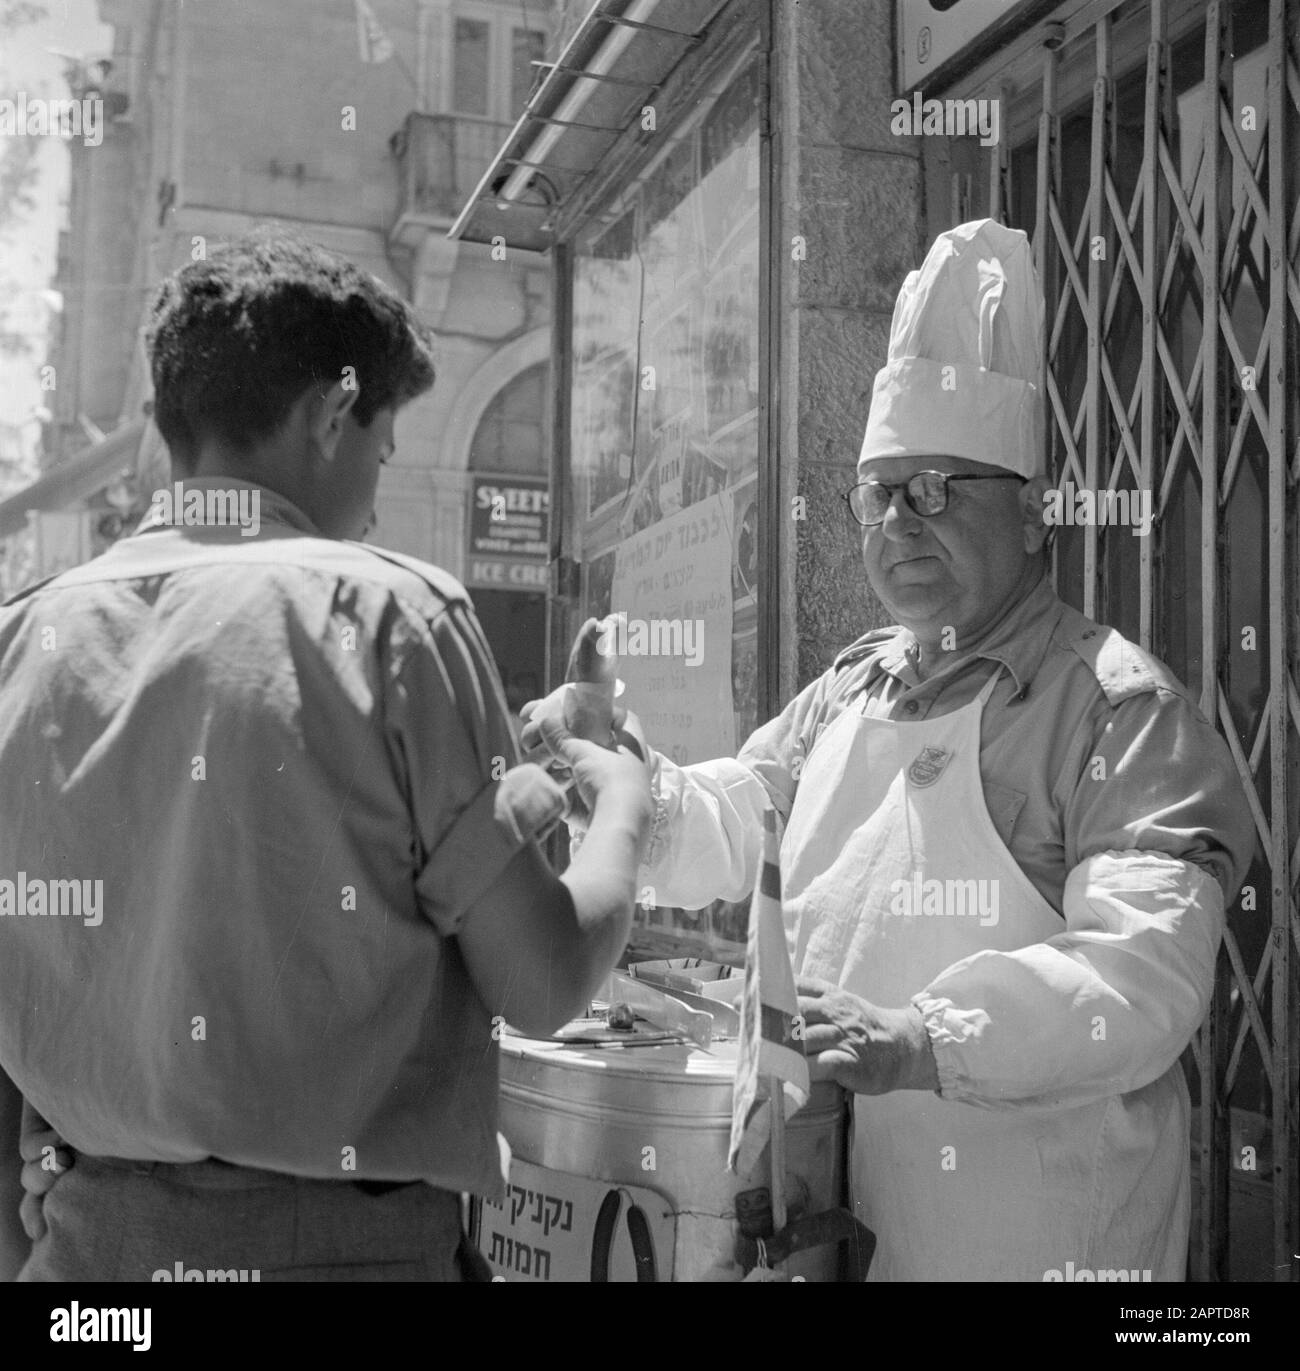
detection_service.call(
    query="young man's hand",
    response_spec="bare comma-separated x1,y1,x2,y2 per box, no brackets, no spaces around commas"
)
521,689,652,832
459,700,654,1037
531,703,652,837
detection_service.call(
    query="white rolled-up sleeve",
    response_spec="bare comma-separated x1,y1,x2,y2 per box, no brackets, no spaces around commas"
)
586,668,833,911
912,850,1224,1109
634,751,770,910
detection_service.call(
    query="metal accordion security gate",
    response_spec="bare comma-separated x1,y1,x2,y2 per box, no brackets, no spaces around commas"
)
955,0,1298,1280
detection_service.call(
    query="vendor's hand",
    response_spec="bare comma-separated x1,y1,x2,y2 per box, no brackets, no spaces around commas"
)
797,977,940,1096
521,690,650,829
532,706,652,829
519,684,631,753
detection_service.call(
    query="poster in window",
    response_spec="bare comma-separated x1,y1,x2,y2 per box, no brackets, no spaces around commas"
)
575,209,640,366
617,429,662,538
652,416,687,518
576,349,636,520
609,492,736,765
681,436,730,512
646,299,699,437
731,482,759,613
700,62,760,253
730,475,759,746
703,244,760,438
640,136,704,290
583,546,616,622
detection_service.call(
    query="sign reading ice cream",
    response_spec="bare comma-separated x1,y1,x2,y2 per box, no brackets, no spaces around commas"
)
466,474,550,593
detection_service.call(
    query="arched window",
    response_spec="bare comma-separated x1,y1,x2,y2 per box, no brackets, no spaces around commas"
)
468,362,548,474
465,361,549,725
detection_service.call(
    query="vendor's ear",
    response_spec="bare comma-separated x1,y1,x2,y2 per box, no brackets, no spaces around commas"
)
306,379,359,464
1020,474,1052,554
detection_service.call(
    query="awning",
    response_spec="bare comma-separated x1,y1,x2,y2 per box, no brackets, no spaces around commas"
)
448,0,730,251
0,418,147,541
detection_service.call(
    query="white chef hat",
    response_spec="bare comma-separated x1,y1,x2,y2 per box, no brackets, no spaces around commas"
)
858,219,1046,479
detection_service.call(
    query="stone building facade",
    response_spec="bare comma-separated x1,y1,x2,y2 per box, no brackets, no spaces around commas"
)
19,0,559,686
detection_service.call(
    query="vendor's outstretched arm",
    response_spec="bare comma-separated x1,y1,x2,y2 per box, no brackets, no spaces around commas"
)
523,677,829,911
635,750,770,909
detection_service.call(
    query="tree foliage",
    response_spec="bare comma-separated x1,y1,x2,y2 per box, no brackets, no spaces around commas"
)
0,135,41,225
0,1,52,354
0,3,49,33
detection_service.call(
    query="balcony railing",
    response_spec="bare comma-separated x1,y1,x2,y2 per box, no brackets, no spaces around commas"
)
390,112,513,240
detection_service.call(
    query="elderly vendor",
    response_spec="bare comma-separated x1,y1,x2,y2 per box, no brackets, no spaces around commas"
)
528,219,1255,1281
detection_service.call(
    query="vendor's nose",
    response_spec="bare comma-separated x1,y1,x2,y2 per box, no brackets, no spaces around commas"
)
879,487,923,540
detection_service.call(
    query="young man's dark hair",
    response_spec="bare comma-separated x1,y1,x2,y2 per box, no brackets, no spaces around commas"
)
145,228,435,469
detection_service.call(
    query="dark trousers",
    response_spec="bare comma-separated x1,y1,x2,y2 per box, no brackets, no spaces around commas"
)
19,1152,478,1282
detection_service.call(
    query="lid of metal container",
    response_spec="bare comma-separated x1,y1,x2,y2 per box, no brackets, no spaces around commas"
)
498,1029,841,1114
500,1023,741,1082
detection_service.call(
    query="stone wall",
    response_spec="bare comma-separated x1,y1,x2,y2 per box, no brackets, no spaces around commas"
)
774,0,923,692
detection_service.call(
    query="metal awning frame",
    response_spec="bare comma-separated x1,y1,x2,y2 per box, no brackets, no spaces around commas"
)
448,1,726,251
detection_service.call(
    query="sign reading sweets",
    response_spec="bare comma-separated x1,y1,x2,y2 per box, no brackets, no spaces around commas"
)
610,493,735,765
478,1159,676,1282
465,473,549,592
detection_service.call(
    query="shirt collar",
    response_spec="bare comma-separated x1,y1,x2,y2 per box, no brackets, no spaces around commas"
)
868,573,1063,698
131,477,323,538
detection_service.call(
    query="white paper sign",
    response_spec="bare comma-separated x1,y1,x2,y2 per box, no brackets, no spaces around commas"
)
610,494,735,765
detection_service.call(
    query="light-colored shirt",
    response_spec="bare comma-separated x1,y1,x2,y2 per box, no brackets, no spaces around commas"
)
0,480,562,1199
637,574,1255,1108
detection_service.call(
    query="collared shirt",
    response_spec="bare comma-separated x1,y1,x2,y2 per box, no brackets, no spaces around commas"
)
0,479,563,1199
643,574,1255,914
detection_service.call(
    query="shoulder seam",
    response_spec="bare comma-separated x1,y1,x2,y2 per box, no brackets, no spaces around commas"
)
4,551,467,651
1061,621,1186,707
342,543,470,612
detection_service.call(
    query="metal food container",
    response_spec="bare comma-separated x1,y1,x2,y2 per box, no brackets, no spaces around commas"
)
478,1025,847,1282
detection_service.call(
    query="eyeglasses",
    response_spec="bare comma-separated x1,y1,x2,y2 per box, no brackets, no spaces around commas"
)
842,471,1027,527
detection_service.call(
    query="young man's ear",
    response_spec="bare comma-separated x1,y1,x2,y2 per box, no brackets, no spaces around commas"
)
306,379,359,463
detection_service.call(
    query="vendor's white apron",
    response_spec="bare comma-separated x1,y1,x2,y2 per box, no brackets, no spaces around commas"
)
782,668,1188,1281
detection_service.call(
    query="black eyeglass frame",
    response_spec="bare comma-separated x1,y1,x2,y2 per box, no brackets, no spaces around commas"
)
842,471,1028,527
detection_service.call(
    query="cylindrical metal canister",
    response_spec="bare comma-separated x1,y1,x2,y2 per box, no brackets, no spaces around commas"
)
490,1032,845,1282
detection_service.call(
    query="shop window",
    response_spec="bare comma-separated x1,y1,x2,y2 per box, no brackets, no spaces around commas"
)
568,44,764,960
